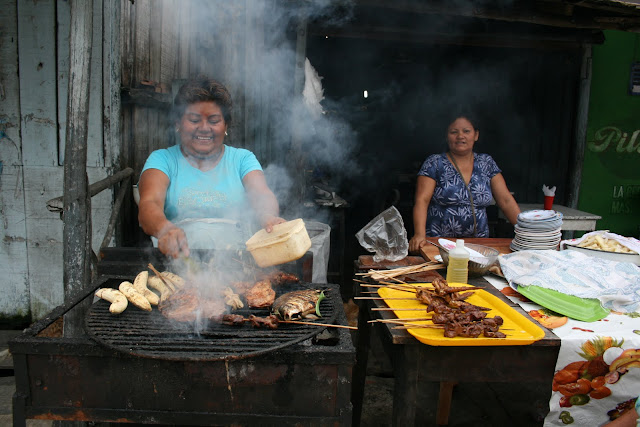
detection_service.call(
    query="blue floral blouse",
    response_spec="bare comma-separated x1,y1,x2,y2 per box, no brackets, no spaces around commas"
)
417,152,501,238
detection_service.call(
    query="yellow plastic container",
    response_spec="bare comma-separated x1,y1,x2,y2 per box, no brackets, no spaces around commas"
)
377,283,545,346
245,218,312,267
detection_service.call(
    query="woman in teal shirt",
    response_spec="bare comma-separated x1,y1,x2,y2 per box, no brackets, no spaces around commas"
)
138,76,284,258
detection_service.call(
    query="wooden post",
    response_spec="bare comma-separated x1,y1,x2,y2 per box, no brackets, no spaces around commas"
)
568,45,592,210
62,0,94,338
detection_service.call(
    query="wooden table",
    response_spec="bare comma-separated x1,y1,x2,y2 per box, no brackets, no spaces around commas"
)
351,238,560,426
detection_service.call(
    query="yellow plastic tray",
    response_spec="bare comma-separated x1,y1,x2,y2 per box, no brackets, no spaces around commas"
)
377,283,545,346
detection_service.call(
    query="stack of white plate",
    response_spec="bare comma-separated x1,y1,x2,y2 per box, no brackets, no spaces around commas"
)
510,210,563,252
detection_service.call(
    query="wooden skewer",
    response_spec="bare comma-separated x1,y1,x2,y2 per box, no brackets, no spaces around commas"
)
369,264,444,281
389,326,444,332
370,265,441,283
367,271,407,284
355,262,443,281
361,283,416,293
234,317,357,330
354,297,418,300
372,307,426,311
359,283,390,288
147,263,174,290
376,319,431,326
369,317,434,323
376,282,484,293
281,320,357,330
378,281,420,288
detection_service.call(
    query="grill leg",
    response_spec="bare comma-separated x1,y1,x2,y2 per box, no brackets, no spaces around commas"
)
351,300,371,426
12,392,26,427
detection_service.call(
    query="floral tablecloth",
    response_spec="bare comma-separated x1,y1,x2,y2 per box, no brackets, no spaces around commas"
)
485,275,640,426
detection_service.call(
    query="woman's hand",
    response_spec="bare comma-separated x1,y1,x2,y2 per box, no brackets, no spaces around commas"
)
138,169,191,258
157,226,190,259
409,235,427,253
411,176,436,253
262,215,286,232
243,170,285,233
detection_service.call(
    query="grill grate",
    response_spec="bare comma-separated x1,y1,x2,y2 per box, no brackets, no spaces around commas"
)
85,279,339,361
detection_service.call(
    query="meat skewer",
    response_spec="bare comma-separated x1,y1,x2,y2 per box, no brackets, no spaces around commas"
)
220,314,356,330
373,276,507,339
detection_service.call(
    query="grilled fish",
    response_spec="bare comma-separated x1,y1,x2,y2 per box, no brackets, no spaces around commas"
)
272,289,325,320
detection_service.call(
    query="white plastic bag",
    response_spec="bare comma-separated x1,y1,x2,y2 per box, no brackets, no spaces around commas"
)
356,206,408,262
305,221,331,283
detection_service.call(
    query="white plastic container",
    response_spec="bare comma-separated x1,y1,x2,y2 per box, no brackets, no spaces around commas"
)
245,218,312,267
446,239,470,284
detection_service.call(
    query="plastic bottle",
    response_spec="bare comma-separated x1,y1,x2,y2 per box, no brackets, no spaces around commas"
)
446,239,470,284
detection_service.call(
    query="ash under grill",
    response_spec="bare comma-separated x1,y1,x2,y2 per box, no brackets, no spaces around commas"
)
85,279,339,361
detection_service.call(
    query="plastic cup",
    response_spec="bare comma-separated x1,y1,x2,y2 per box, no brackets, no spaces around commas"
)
544,195,554,210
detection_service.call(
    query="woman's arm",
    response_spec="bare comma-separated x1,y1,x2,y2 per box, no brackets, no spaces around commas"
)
490,173,520,225
409,176,436,252
138,169,189,258
243,170,285,232
603,407,638,427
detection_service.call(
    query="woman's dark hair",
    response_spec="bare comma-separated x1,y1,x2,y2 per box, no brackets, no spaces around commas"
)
447,112,480,132
171,76,233,125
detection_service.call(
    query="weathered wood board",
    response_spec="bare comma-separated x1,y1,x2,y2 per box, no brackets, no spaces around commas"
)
0,0,28,319
0,1,117,322
17,0,58,167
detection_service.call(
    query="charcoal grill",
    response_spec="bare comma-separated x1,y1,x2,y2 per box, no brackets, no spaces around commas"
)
85,278,339,361
10,247,355,426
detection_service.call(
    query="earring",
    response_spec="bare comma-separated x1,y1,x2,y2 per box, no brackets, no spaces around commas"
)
175,127,179,133
225,131,228,136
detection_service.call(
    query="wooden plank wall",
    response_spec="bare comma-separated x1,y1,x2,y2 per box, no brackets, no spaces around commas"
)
0,0,29,320
0,0,118,322
119,0,300,175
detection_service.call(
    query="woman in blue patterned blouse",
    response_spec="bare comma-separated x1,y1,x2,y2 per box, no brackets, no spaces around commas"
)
409,115,520,252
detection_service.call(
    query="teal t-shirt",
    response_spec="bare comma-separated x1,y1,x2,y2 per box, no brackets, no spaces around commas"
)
141,144,262,223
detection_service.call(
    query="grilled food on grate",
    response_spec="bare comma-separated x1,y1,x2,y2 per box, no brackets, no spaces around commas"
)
158,287,226,322
245,279,276,308
273,289,325,320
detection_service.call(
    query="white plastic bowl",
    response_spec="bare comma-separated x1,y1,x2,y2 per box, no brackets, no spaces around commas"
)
245,218,312,267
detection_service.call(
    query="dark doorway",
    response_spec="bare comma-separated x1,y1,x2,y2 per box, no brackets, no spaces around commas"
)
304,33,581,272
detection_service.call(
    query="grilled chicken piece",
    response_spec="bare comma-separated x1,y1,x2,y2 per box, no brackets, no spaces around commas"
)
259,271,300,285
245,279,276,308
158,287,226,322
230,281,254,295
